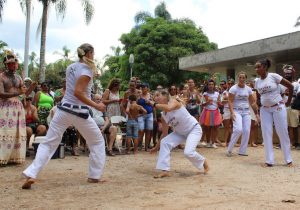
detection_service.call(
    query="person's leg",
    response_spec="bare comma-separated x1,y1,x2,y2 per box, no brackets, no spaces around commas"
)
26,127,33,149
22,110,70,180
76,117,106,180
183,125,208,173
108,125,117,152
260,107,275,165
239,113,251,155
144,113,154,151
249,120,258,146
205,126,211,146
273,105,293,165
211,126,219,146
227,112,242,154
223,119,232,146
137,116,145,149
156,132,185,172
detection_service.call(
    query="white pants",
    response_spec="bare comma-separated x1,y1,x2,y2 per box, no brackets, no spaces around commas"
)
156,124,205,171
227,111,251,155
23,109,106,179
260,104,292,165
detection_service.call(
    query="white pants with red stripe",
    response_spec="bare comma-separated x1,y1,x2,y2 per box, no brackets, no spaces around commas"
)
156,124,205,171
260,104,292,165
23,108,106,179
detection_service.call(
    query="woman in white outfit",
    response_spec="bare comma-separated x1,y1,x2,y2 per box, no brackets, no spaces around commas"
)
22,43,107,189
254,58,293,167
227,72,259,156
149,90,209,178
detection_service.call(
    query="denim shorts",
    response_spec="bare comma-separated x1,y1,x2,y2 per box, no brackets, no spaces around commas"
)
126,119,139,139
138,113,154,131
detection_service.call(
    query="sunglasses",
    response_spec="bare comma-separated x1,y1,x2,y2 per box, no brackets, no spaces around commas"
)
26,98,32,101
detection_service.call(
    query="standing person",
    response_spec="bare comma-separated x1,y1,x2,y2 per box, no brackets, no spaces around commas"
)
220,80,234,146
125,94,147,154
226,72,259,156
149,90,209,178
200,80,222,148
22,43,107,189
0,52,32,165
121,80,141,115
254,58,293,167
137,83,154,151
54,79,66,104
280,65,300,149
102,78,121,118
186,79,201,119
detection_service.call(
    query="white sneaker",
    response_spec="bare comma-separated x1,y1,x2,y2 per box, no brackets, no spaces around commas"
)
212,143,218,149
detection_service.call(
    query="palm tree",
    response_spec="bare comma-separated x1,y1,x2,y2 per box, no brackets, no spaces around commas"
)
37,0,94,82
0,0,6,22
134,1,171,26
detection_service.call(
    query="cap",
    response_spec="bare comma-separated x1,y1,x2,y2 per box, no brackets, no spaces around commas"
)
24,77,32,82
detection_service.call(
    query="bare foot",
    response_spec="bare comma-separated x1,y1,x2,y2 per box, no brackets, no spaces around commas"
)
250,143,258,147
203,160,209,175
287,162,293,167
153,171,170,179
87,178,107,183
22,177,35,189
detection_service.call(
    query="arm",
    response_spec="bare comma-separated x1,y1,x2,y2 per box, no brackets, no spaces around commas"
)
25,82,37,97
0,78,26,99
32,106,39,122
139,105,147,115
150,117,169,154
33,91,40,107
101,117,110,131
74,75,105,112
228,93,236,121
151,99,181,112
280,78,293,107
217,94,222,107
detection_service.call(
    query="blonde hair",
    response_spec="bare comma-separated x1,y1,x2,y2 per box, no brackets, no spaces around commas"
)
77,43,96,74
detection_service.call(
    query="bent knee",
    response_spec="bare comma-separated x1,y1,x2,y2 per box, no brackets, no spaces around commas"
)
184,150,195,158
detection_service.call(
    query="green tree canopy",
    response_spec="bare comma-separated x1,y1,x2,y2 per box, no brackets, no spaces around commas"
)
101,2,217,89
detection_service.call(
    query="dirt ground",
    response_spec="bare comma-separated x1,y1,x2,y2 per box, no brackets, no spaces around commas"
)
1,146,300,210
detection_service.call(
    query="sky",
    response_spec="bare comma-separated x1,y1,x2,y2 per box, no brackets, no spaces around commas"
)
0,0,299,64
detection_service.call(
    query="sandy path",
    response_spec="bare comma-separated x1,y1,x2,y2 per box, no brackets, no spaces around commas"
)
1,146,300,210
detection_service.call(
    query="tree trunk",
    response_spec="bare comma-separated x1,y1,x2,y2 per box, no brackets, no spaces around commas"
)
23,0,31,78
39,0,48,83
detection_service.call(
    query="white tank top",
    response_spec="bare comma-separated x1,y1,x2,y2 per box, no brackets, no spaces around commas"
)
62,62,93,106
162,105,198,136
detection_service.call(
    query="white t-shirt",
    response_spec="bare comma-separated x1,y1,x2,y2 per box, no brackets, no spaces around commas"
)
91,107,105,127
280,81,299,96
162,105,198,136
203,91,219,110
62,62,93,106
254,73,283,107
229,84,252,109
221,90,229,109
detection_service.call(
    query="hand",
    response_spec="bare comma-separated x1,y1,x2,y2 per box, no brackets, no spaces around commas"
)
230,113,236,121
285,102,291,107
256,114,261,124
95,103,106,112
30,81,38,88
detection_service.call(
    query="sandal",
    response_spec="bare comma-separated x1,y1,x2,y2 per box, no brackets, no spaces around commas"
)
107,150,115,156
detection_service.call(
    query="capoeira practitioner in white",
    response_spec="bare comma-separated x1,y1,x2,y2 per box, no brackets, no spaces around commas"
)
254,58,293,167
149,90,209,178
227,72,259,156
22,43,107,189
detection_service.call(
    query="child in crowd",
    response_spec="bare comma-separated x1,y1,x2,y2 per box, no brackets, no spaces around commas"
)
126,95,147,154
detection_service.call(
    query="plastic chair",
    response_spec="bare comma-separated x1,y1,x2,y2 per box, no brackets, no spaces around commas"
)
110,116,127,152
